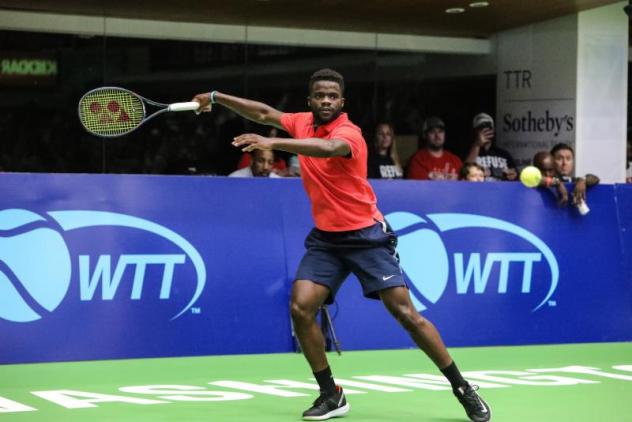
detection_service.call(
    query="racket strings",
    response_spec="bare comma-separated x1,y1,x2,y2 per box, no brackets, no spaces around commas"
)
79,88,144,136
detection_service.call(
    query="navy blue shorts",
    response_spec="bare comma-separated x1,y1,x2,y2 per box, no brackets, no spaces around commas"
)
295,220,406,304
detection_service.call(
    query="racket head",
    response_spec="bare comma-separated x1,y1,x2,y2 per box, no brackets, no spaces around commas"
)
78,87,146,137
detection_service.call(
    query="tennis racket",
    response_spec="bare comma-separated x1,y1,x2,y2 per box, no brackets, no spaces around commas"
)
78,87,200,138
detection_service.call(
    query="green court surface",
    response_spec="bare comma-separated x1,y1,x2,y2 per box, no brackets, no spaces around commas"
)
1,342,631,421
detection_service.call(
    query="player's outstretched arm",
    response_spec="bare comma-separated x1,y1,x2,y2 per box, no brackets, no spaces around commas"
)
233,134,351,158
193,91,283,130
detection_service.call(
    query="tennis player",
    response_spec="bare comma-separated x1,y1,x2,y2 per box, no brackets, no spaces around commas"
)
193,69,491,422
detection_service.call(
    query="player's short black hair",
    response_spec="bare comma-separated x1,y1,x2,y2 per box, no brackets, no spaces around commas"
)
308,68,345,94
551,143,574,157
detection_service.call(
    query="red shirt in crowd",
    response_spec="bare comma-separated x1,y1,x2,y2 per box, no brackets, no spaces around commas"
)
406,149,463,180
236,152,287,171
280,112,383,232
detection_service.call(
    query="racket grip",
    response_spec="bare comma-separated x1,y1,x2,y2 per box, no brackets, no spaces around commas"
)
168,102,201,112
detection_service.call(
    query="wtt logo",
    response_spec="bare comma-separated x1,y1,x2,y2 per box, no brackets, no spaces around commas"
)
386,212,559,312
0,209,206,323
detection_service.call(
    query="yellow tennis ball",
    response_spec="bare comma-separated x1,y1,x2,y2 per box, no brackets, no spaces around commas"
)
520,166,542,188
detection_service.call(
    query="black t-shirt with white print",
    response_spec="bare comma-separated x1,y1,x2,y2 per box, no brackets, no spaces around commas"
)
368,154,403,179
476,146,516,181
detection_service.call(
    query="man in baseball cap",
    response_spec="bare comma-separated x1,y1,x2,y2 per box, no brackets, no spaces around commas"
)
407,116,462,180
422,116,446,133
465,112,517,181
472,113,494,130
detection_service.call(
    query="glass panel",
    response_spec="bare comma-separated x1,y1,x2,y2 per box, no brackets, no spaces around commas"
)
0,29,496,176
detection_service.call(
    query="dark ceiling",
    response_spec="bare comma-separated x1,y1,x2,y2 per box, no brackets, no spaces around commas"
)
0,0,624,38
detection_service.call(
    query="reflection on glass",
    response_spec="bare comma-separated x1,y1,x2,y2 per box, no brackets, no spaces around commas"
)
0,30,494,175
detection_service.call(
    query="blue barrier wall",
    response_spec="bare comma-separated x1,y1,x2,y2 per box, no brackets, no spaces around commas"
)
1,173,631,364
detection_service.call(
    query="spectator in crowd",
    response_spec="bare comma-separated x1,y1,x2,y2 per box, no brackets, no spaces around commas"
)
406,117,462,180
458,162,485,182
286,154,301,177
550,143,575,182
550,143,599,206
367,122,403,179
229,149,281,178
465,113,517,181
532,151,569,206
236,127,288,175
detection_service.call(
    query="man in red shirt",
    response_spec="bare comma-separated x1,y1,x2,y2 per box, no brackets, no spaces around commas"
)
406,116,462,180
193,69,490,422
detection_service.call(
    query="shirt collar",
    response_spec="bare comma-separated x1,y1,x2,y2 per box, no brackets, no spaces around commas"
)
313,112,348,134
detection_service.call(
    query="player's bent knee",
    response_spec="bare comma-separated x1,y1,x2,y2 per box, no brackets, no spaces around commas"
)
290,279,329,324
289,300,318,324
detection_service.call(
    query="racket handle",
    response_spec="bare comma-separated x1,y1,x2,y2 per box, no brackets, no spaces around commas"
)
168,101,201,112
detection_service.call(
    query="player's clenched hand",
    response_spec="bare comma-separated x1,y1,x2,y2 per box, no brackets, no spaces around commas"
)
232,134,274,152
192,93,212,113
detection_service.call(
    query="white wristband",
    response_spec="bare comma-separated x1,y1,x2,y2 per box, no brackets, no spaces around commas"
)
209,90,218,104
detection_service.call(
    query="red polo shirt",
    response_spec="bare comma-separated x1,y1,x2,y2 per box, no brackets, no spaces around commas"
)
280,112,383,232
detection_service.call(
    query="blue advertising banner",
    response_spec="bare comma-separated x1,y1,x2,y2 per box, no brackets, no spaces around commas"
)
0,173,630,364
615,183,632,312
0,174,292,364
334,181,630,349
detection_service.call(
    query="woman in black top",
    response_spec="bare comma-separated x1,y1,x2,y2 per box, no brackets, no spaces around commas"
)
367,123,403,179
